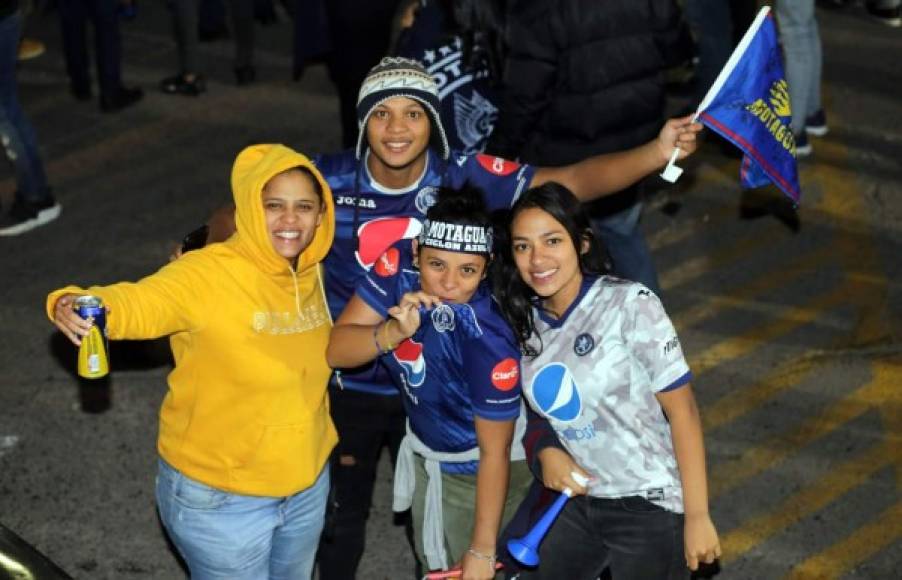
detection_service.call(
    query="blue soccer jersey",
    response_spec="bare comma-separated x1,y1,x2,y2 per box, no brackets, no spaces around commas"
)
355,242,523,474
314,148,534,395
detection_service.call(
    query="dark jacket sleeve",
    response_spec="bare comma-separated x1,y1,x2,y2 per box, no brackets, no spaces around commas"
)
485,1,559,160
522,402,567,479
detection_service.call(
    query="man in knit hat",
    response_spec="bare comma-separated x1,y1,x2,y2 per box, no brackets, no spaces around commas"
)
196,55,701,579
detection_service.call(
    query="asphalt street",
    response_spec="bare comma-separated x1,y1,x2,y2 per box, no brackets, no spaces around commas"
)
0,3,899,580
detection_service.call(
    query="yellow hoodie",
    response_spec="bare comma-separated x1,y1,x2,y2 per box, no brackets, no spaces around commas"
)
47,145,338,497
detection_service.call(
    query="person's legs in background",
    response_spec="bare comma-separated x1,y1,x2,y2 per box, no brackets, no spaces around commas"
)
161,0,207,95
684,0,733,108
227,0,255,84
325,0,400,147
776,0,821,156
0,11,59,236
58,0,93,99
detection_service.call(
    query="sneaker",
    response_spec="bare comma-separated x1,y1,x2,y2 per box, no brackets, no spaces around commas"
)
100,86,144,113
17,38,45,61
805,109,829,136
0,198,62,236
795,132,813,158
160,73,206,96
866,4,901,26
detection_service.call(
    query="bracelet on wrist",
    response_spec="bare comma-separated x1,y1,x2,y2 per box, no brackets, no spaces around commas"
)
373,324,387,355
467,547,497,570
382,320,399,351
373,321,397,355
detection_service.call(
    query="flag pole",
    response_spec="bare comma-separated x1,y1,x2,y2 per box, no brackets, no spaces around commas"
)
661,5,772,183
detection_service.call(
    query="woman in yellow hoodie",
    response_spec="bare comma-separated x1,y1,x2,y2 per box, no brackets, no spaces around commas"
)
47,144,337,580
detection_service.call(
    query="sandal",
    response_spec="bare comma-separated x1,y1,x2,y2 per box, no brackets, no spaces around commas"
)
160,74,206,96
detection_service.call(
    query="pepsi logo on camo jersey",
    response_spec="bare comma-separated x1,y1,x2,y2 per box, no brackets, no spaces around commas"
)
491,358,519,391
374,247,400,277
393,338,425,387
531,363,582,423
355,217,422,269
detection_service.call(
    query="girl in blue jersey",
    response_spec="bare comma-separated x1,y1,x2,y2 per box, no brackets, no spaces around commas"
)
492,183,721,580
327,186,530,580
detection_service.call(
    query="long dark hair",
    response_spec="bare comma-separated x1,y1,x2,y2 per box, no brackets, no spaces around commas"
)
492,182,609,356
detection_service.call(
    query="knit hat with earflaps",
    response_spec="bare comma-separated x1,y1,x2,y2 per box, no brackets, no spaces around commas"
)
355,57,450,160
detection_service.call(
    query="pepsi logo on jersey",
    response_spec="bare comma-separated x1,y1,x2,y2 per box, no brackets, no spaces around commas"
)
530,362,582,423
356,217,422,269
394,338,425,387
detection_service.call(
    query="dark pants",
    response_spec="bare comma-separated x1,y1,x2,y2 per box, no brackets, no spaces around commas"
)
316,386,412,580
324,0,401,148
58,0,122,98
518,495,687,580
0,12,50,205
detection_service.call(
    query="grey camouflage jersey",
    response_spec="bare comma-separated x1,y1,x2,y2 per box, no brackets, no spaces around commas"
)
521,276,691,512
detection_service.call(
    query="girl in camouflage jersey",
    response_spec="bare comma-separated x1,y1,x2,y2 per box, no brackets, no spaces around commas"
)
493,183,721,580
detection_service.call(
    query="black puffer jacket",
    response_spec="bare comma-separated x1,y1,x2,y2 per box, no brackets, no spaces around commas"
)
487,0,680,167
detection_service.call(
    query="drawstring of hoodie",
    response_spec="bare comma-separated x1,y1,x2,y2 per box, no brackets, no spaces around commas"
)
289,263,302,316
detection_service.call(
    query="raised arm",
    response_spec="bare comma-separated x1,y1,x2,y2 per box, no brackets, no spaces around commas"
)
326,291,440,368
530,115,703,202
656,384,721,571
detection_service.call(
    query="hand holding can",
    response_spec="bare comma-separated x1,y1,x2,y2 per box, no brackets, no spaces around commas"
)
73,296,109,379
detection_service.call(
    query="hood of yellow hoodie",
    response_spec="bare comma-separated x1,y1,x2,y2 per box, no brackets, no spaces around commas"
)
227,144,335,280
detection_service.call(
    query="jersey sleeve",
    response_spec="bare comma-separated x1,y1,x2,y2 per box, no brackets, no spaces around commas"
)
459,307,523,421
354,243,408,317
622,285,692,393
450,154,535,211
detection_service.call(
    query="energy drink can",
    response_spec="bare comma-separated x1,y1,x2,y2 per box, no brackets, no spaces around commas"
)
74,296,109,379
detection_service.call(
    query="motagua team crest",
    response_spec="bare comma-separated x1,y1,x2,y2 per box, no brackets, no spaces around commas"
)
744,79,796,157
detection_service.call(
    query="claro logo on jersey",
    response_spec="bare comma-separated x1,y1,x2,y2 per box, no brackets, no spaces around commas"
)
356,217,421,269
476,154,520,176
394,338,425,387
530,362,582,423
491,358,519,391
374,247,400,277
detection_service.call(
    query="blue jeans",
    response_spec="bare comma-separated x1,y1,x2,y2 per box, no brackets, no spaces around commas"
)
0,12,50,205
156,459,330,580
776,0,822,135
591,201,661,296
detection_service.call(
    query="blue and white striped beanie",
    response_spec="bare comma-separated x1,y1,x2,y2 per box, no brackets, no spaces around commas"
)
355,57,450,160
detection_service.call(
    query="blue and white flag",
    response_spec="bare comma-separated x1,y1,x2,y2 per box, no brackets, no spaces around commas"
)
662,7,802,204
